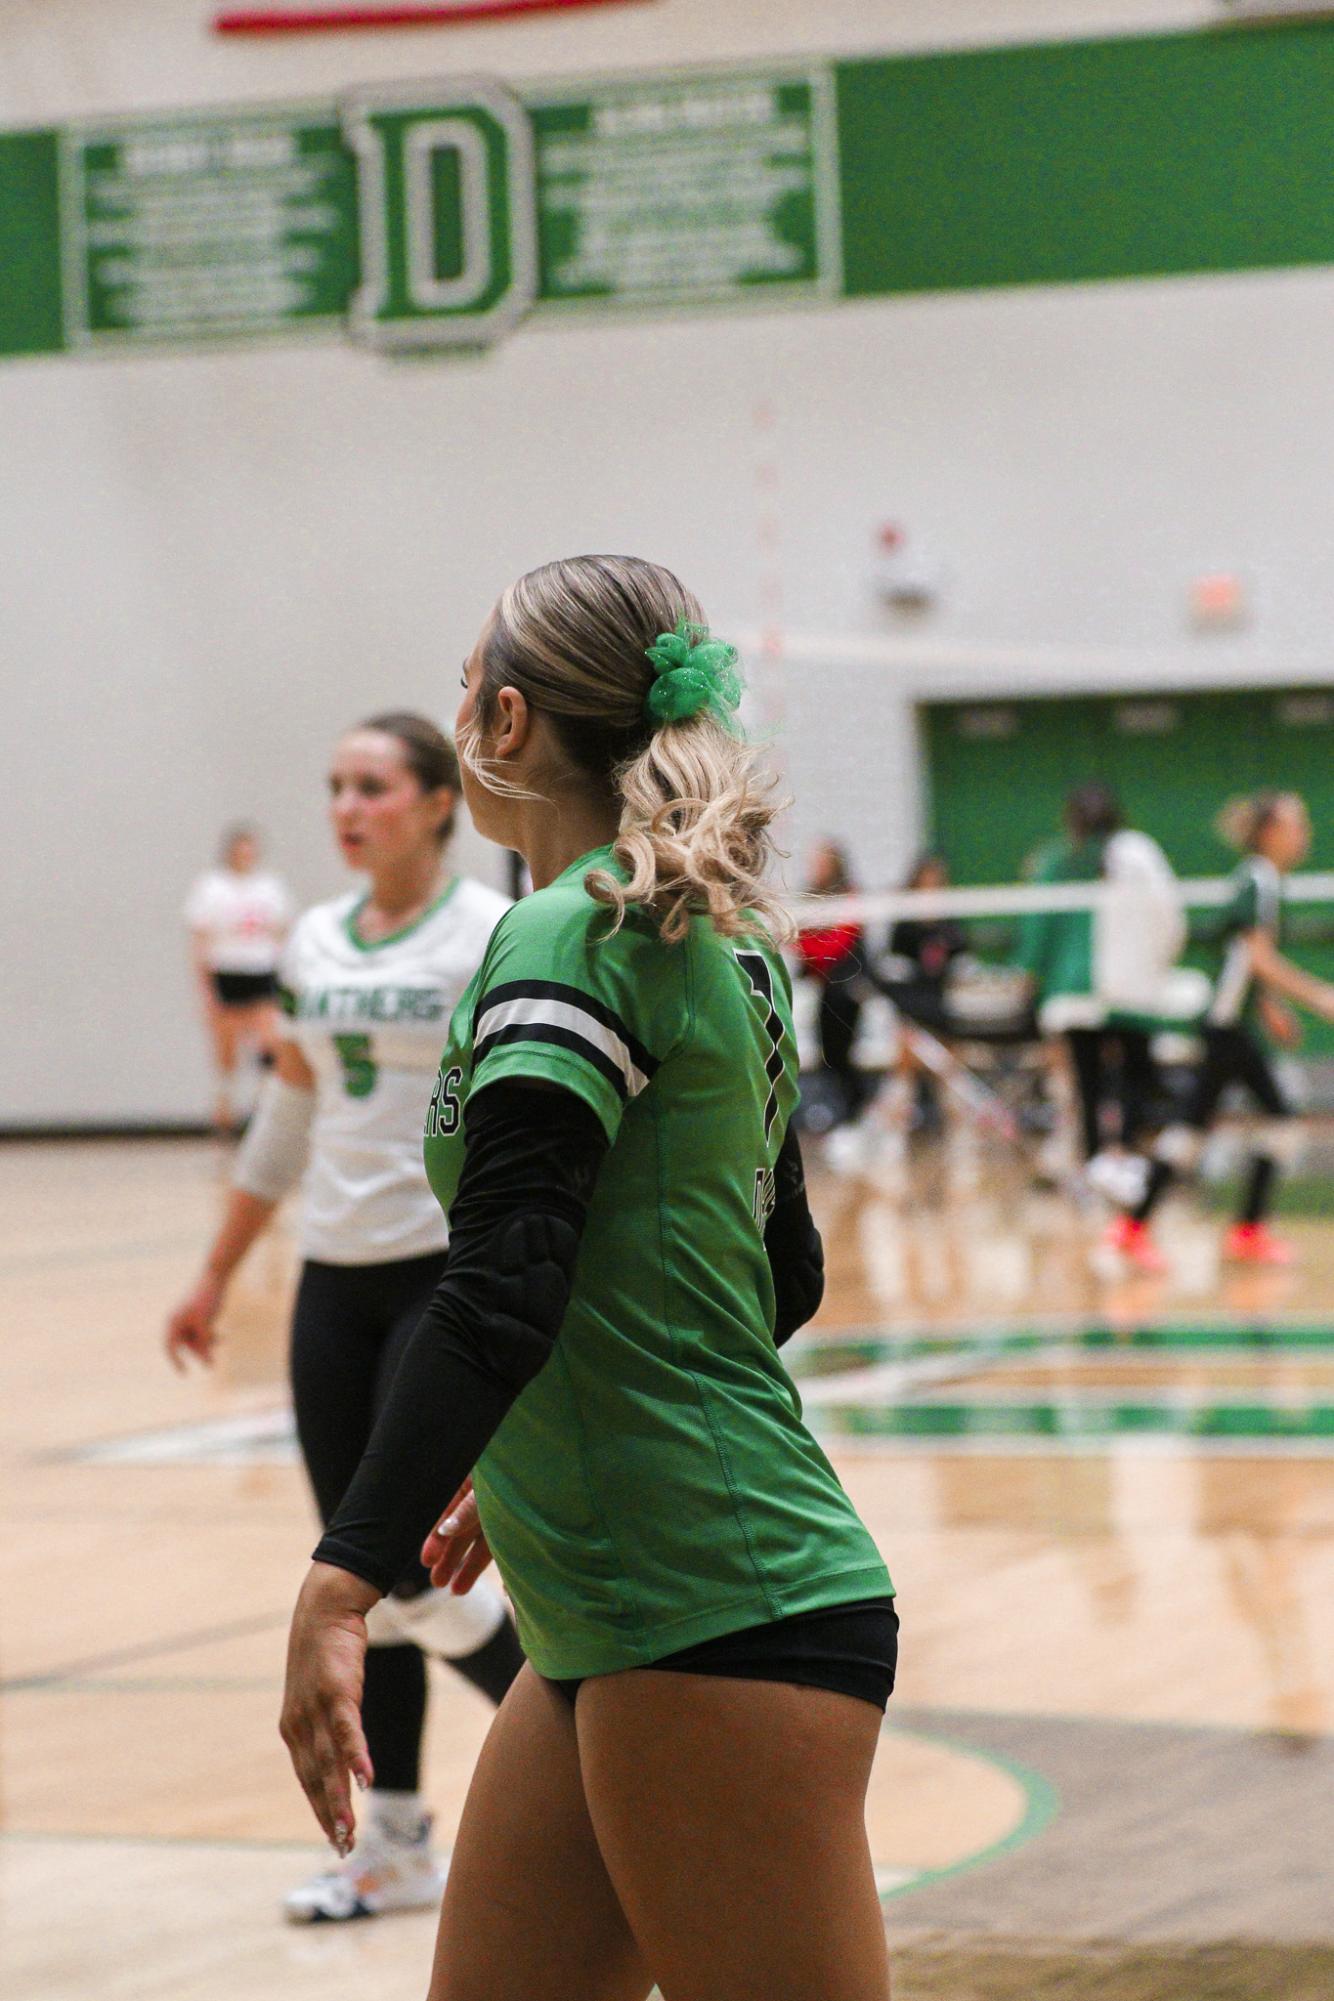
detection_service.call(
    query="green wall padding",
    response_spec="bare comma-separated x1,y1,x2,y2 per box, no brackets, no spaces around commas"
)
0,132,63,356
837,28,1334,299
923,686,1334,1049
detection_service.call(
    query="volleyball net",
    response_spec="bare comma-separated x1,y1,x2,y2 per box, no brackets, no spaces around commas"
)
786,871,1334,931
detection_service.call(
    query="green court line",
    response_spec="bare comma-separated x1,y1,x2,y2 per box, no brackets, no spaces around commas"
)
793,1323,1334,1376
876,1723,1060,1906
823,1401,1334,1443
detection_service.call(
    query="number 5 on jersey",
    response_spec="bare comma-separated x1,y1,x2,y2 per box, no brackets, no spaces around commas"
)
333,1033,378,1099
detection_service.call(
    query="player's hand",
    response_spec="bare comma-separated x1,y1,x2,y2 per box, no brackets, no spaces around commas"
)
1260,995,1301,1048
422,1479,494,1594
164,1276,225,1372
280,1563,377,1853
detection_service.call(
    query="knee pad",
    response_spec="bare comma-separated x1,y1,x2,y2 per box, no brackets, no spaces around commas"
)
1154,1123,1202,1172
1252,1118,1303,1171
374,1578,507,1657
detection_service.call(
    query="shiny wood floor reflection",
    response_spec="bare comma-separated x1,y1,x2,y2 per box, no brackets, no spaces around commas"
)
2,1136,1331,2000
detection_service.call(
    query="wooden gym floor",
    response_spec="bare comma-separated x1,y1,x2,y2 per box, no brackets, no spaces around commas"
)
2,1134,1332,2000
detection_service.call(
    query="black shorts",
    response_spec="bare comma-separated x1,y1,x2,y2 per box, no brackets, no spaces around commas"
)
212,969,277,1007
548,1598,899,1714
1186,1023,1291,1126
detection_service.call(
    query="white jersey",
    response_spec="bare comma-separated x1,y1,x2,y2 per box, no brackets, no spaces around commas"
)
281,877,509,1264
1094,830,1188,1015
185,868,293,974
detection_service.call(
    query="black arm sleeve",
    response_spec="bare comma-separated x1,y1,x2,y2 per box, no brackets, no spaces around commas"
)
312,1080,609,1596
764,1121,825,1348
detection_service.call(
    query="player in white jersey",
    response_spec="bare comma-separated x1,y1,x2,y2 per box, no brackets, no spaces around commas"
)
166,713,522,1922
184,824,294,1134
1113,792,1334,1268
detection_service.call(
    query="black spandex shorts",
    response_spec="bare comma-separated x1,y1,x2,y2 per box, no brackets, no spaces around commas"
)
549,1598,899,1713
212,969,277,1007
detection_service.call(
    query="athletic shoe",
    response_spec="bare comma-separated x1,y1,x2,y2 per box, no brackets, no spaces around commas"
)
1104,1215,1168,1273
1223,1222,1295,1266
283,1814,445,1924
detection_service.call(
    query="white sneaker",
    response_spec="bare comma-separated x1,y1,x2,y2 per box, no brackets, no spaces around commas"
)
283,1813,445,1924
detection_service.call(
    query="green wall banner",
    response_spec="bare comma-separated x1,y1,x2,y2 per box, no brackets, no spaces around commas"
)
2,25,1333,360
527,67,839,313
58,105,357,348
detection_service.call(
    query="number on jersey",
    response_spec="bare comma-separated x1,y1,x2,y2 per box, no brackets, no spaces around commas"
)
735,949,784,1141
736,948,786,1226
333,1033,377,1099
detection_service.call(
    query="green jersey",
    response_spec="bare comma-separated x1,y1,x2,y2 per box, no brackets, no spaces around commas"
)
1015,837,1106,1028
423,845,891,1678
1208,856,1281,1027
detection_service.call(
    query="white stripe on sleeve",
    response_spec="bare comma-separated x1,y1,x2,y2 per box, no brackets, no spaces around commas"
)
474,996,652,1097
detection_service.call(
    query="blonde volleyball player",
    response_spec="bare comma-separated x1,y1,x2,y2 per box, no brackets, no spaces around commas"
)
184,824,293,1134
280,559,897,2001
1116,792,1334,1267
166,714,523,1923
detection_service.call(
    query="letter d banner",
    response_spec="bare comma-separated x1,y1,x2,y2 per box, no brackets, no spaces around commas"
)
345,80,536,349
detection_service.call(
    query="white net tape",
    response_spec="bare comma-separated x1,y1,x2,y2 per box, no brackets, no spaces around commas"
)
787,870,1334,929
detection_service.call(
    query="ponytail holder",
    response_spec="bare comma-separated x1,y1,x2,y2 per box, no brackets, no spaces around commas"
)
644,619,744,730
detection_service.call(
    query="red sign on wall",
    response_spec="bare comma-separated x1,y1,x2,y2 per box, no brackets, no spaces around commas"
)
213,0,648,31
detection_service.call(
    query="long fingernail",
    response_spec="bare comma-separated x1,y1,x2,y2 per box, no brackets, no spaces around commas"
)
334,1821,349,1854
355,1772,368,1792
440,1517,457,1534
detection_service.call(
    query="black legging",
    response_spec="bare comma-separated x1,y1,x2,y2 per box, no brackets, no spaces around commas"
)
818,946,874,1121
1065,1026,1157,1161
291,1250,522,1792
1135,1024,1292,1227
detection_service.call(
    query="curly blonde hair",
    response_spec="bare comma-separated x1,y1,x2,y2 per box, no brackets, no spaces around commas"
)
459,555,788,944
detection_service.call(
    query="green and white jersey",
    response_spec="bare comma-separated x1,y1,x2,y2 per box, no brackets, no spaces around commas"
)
423,845,891,1680
1016,837,1105,1033
1208,856,1281,1027
281,878,508,1264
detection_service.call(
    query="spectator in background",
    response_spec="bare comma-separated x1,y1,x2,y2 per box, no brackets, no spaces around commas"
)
185,823,293,1134
796,840,874,1127
883,852,968,1132
887,853,967,1031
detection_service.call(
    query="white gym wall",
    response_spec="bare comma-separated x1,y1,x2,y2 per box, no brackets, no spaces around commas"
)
4,0,1332,1121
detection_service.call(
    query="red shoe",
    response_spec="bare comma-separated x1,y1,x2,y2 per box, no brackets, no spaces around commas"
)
1104,1215,1168,1273
1223,1222,1295,1266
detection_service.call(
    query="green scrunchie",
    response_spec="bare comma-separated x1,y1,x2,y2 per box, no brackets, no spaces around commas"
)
644,619,744,729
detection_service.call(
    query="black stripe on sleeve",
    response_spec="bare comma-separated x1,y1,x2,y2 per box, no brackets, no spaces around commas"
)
473,978,659,1077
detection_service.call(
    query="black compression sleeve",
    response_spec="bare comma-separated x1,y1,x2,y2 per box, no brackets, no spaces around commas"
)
765,1121,825,1347
312,1081,608,1595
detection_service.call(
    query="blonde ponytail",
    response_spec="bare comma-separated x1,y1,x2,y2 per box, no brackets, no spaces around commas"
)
463,555,789,944
589,711,788,944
